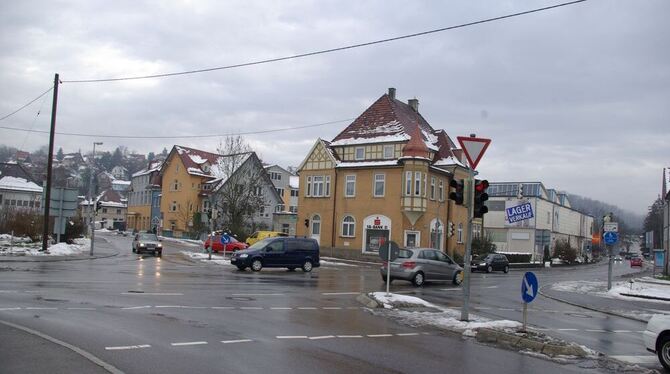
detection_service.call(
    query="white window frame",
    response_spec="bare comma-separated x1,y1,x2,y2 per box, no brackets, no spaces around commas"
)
345,175,356,197
404,230,421,248
383,145,394,159
457,223,463,244
325,176,331,197
430,177,436,200
306,176,312,197
414,171,421,196
355,147,365,160
341,215,355,237
438,179,444,201
405,171,412,196
373,173,385,197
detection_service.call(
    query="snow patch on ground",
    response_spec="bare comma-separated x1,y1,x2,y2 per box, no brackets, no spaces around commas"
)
160,236,202,247
0,236,90,256
180,251,231,265
319,260,357,267
552,280,670,303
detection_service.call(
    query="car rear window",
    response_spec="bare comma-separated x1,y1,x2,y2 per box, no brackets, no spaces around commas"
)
398,249,413,258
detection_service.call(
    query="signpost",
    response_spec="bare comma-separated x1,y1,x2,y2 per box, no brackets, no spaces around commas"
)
603,231,618,245
379,241,400,296
43,187,79,244
603,213,618,290
521,272,538,331
221,233,230,257
456,134,491,321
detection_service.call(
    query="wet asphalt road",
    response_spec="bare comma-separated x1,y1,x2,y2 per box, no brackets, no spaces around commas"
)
0,233,663,373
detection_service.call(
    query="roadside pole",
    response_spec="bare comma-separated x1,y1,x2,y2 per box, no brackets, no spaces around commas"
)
460,169,475,321
41,73,59,252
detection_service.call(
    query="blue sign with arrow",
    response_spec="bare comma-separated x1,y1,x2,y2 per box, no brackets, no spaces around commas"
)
220,234,231,244
603,231,618,245
521,272,538,303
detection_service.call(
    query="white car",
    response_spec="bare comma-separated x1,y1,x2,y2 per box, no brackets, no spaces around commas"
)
643,314,670,370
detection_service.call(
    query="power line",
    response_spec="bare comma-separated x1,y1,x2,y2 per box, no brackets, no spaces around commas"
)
0,86,54,121
0,118,354,139
62,0,587,83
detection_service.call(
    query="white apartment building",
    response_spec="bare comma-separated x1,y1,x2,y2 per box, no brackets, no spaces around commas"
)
483,182,594,262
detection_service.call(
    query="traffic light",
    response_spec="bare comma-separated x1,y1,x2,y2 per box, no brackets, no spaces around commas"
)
95,200,102,212
473,179,489,218
447,221,455,237
449,179,465,205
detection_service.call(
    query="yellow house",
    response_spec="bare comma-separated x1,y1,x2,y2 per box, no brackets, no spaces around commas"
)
159,145,223,238
296,88,472,260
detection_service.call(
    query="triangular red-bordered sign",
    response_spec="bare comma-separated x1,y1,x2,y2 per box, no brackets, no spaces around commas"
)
457,136,491,170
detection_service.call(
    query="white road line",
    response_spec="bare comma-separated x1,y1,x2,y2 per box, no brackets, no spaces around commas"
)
322,307,342,310
155,305,183,308
321,292,359,295
613,330,633,333
270,307,292,310
475,307,492,310
485,286,499,289
610,355,659,365
25,307,57,310
105,344,151,351
239,307,263,310
211,307,235,310
297,307,318,310
336,335,363,338
121,293,183,296
367,334,393,338
122,306,152,310
498,308,515,311
179,306,207,309
233,293,285,296
222,339,253,344
585,329,608,333
171,341,208,346
67,307,96,310
395,333,420,336
439,288,462,292
0,290,19,293
556,328,579,331
0,307,21,311
277,336,308,339
309,335,335,340
346,307,361,310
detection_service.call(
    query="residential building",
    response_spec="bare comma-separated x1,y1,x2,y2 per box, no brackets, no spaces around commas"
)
265,164,299,235
111,165,128,180
663,168,669,273
80,189,127,230
127,160,162,232
296,88,470,260
0,162,43,211
483,182,594,261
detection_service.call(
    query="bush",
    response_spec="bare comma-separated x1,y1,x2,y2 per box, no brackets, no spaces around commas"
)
472,235,497,258
554,239,578,264
0,209,44,241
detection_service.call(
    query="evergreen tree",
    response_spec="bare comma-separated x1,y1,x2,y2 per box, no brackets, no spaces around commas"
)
147,152,155,162
56,147,64,161
111,147,123,167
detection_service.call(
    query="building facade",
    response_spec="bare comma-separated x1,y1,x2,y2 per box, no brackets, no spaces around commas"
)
484,182,594,261
0,162,43,212
296,88,470,260
265,164,299,235
127,161,162,232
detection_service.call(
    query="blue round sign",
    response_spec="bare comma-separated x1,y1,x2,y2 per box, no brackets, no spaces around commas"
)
521,272,538,303
603,231,618,245
220,234,231,244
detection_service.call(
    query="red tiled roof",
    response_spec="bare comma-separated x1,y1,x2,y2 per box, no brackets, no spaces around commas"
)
402,122,430,159
171,145,221,178
99,189,123,203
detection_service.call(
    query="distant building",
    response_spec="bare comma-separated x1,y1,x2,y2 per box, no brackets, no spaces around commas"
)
265,164,298,235
663,168,669,273
127,160,162,232
80,189,127,230
483,182,594,261
0,162,42,212
111,166,128,180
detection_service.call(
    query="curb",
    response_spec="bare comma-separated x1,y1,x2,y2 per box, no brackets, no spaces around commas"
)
619,292,670,302
538,286,648,323
0,251,118,263
475,328,588,357
356,293,380,308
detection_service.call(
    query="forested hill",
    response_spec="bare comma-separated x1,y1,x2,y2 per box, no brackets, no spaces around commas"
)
568,194,643,234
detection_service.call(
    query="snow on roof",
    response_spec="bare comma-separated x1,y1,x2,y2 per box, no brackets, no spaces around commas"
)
330,133,409,146
336,160,399,168
0,176,43,192
112,180,131,185
433,156,466,168
189,154,208,164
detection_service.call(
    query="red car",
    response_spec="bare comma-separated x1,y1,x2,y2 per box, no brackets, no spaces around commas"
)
204,234,248,253
630,256,643,267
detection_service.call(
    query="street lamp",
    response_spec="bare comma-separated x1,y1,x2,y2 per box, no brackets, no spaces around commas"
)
89,142,102,255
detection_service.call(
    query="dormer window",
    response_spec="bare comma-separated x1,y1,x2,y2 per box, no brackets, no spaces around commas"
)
355,147,365,160
201,162,210,173
383,145,394,159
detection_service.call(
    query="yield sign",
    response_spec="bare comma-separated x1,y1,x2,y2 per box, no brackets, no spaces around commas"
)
457,136,491,170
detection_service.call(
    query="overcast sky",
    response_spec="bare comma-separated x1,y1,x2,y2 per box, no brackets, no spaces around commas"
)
1,0,668,215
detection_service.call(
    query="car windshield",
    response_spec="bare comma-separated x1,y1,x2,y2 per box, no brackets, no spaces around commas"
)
398,249,413,259
483,255,494,261
248,238,273,250
139,233,158,241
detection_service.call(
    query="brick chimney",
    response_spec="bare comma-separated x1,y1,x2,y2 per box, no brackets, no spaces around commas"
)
388,87,396,100
408,98,419,112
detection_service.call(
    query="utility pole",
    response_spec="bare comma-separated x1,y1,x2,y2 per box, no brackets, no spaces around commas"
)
604,212,614,290
41,74,59,252
460,168,475,321
89,142,102,255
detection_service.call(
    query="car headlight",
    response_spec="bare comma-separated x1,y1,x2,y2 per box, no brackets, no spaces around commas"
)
139,243,145,247
239,254,248,258
156,243,162,248
479,262,487,266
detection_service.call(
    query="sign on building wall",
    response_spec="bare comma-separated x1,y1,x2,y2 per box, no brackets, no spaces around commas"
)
505,201,534,228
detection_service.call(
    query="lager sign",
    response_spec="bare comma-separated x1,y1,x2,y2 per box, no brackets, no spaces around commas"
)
506,202,534,223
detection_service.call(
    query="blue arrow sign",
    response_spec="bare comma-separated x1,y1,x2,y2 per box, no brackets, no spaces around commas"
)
220,234,231,244
521,272,538,303
603,231,618,245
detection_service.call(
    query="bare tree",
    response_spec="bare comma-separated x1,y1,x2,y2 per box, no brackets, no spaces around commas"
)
211,136,271,236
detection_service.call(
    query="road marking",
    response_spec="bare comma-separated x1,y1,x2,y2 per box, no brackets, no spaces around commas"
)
239,307,263,310
322,307,342,310
346,307,361,310
155,305,185,308
211,307,235,310
396,333,420,336
232,293,285,296
309,335,335,340
613,330,633,333
0,307,21,311
67,307,96,310
277,336,308,339
321,292,359,296
221,339,253,344
0,290,19,293
171,341,208,346
367,334,393,338
475,307,492,310
105,344,151,351
297,307,318,310
610,355,659,364
25,307,57,310
439,288,462,292
270,307,292,310
556,328,579,331
585,329,608,333
485,286,499,289
122,306,152,310
499,308,515,311
336,335,363,338
121,293,183,296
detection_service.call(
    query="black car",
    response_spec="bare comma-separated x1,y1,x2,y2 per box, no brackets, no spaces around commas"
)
471,253,509,273
231,237,320,272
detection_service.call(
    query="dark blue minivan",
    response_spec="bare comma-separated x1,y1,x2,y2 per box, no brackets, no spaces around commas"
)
231,237,320,272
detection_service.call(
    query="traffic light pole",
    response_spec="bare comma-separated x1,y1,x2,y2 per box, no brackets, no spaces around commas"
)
460,168,475,321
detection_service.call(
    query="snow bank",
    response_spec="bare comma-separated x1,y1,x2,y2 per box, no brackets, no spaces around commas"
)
552,279,670,303
180,251,231,265
0,236,90,256
319,260,357,267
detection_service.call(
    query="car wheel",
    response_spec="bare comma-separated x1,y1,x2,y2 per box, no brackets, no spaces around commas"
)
658,334,670,371
302,260,313,272
503,265,509,274
453,271,463,285
412,272,425,287
237,266,246,271
251,259,263,272
486,265,493,273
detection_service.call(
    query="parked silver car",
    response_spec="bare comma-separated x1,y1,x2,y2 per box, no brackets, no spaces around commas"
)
132,232,163,257
380,248,463,287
